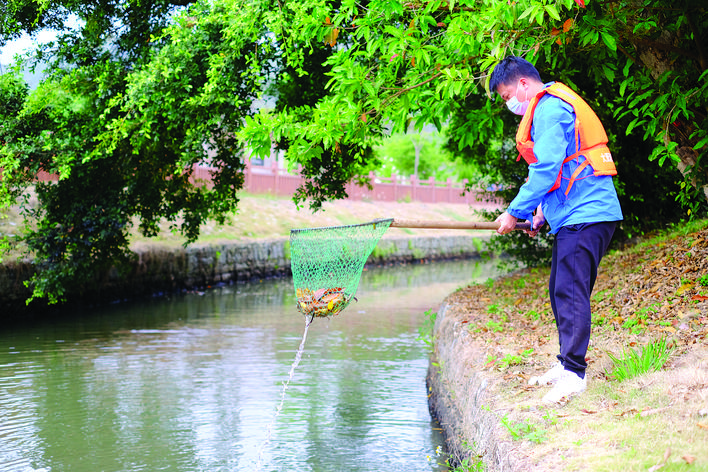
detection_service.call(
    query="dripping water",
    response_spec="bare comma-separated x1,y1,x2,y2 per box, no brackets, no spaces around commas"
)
254,314,314,470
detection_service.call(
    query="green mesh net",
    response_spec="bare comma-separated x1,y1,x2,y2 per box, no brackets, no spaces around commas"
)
290,218,393,318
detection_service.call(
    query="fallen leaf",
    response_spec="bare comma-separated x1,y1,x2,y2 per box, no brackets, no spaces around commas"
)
691,294,708,301
682,455,696,464
581,409,597,414
676,282,694,296
697,422,708,430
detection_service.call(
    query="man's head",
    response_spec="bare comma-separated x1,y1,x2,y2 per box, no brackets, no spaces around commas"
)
489,56,544,115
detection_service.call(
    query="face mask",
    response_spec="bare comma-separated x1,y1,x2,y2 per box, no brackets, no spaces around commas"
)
505,81,529,116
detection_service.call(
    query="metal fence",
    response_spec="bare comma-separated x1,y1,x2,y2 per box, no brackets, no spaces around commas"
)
233,161,500,206
38,161,501,207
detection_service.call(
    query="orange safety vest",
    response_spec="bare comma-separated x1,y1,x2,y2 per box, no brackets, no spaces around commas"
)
515,82,617,196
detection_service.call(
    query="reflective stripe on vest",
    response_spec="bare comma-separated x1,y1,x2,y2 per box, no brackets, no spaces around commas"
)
515,82,617,196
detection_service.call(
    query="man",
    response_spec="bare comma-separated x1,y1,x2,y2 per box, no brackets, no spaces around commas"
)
489,56,623,403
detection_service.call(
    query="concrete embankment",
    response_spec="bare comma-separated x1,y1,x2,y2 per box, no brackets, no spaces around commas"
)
426,302,519,471
0,233,488,318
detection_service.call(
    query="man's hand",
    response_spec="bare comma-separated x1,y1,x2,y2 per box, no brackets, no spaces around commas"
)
524,205,546,237
495,211,518,235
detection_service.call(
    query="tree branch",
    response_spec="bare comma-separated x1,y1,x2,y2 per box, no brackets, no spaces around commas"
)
366,70,445,117
616,44,641,67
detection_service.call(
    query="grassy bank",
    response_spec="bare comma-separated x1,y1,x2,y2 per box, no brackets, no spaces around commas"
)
432,219,708,471
1,193,496,256
128,193,496,246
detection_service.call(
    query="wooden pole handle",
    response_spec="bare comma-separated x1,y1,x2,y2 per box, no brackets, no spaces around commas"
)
387,218,532,231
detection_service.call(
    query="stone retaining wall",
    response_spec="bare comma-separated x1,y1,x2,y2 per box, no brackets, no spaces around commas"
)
426,302,521,472
1,234,488,318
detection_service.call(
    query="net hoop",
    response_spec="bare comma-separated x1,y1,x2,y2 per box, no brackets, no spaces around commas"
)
289,218,393,235
289,218,393,319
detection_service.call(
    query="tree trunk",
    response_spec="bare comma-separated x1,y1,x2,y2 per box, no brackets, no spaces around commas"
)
627,23,708,202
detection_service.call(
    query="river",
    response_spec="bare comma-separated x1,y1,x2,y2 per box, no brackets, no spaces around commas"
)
0,258,500,472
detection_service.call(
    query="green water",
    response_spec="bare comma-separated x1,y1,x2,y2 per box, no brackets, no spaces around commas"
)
0,258,499,472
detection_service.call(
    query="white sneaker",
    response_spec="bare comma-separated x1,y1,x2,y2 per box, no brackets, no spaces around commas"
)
542,370,587,404
528,361,564,386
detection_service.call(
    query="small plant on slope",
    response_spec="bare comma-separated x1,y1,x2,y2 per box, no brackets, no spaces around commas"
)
605,338,674,381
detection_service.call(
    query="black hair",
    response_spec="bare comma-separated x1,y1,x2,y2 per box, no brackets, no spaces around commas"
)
489,56,543,94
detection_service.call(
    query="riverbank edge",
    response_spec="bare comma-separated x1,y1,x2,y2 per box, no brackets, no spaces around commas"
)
427,301,518,471
425,222,708,471
0,233,491,320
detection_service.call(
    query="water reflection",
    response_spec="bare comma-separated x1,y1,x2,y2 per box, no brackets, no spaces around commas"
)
0,258,499,472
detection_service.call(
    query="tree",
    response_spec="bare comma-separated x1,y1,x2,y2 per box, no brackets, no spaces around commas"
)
374,128,468,182
1,0,259,303
242,0,705,260
235,0,706,201
1,0,706,303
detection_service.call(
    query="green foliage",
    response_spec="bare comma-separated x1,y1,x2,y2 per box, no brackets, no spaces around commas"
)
376,129,448,179
526,309,540,321
416,308,437,350
488,348,534,371
699,274,708,287
451,457,486,472
606,338,674,382
485,320,503,333
501,415,548,444
374,126,482,182
427,442,485,471
1,0,257,302
2,0,708,303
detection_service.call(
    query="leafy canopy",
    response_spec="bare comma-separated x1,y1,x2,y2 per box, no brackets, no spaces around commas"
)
1,0,706,302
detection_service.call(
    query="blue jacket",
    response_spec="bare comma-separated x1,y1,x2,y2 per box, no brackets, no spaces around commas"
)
506,85,623,234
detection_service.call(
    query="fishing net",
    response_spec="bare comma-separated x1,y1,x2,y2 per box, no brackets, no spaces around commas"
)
290,218,393,319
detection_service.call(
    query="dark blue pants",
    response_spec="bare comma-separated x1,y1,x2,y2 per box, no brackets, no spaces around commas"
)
549,222,616,378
